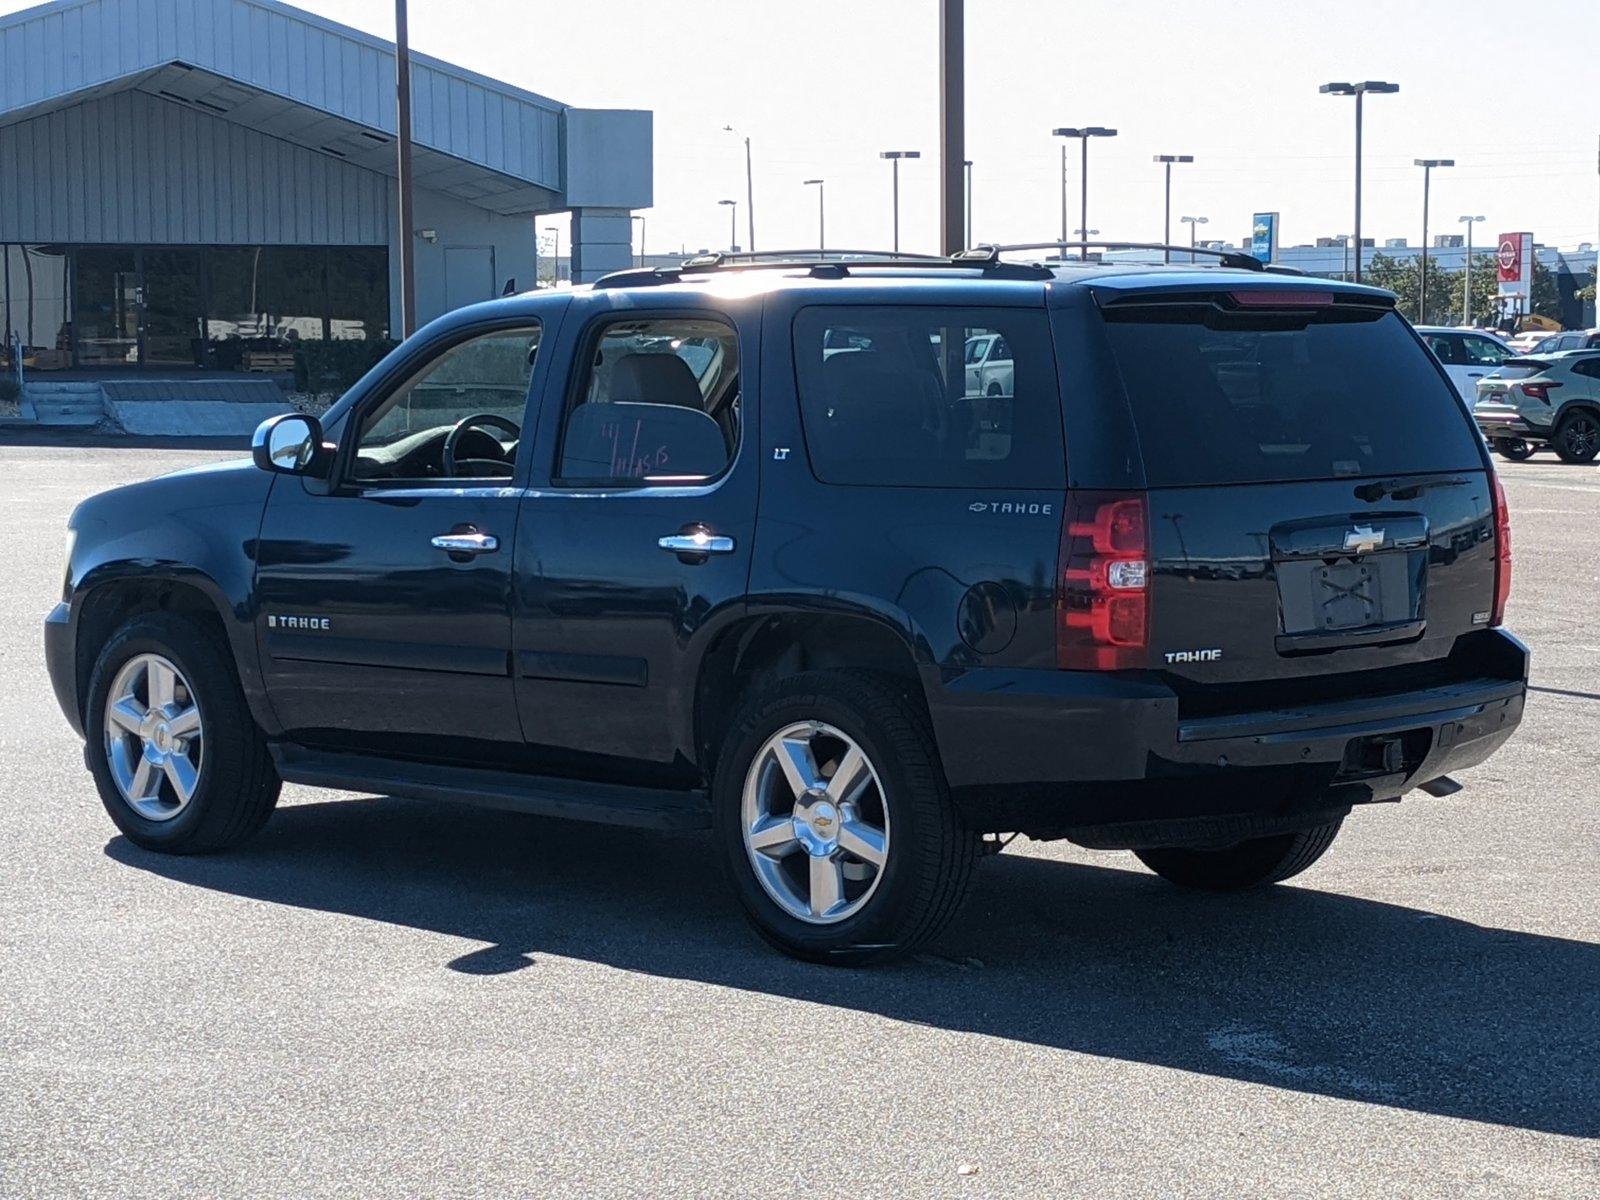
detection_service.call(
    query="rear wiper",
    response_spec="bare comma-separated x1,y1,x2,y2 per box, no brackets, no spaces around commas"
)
1353,477,1468,502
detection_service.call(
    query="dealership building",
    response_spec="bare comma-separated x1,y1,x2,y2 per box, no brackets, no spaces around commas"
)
0,0,650,376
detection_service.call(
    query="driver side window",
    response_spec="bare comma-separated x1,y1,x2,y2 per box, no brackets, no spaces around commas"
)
353,325,541,480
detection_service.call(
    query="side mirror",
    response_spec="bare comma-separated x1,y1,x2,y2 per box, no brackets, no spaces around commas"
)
253,412,329,476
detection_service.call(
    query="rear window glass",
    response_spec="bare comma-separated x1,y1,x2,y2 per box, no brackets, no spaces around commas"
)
1487,360,1547,381
792,305,1063,488
1100,305,1482,486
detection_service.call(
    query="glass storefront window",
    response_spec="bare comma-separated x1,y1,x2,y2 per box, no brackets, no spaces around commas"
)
3,244,388,372
327,247,390,341
3,246,72,370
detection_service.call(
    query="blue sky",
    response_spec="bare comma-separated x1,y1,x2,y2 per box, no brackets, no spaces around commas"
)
6,0,1598,259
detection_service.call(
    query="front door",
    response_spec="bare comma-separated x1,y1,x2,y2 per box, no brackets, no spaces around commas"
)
256,316,555,763
512,297,757,783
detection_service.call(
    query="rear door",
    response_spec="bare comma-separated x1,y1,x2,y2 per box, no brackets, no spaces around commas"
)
1092,289,1496,699
510,292,757,782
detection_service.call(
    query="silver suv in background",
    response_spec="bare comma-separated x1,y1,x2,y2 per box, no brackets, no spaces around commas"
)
1474,350,1600,462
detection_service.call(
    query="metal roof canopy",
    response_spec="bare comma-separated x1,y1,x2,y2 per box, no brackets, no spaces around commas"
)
0,0,650,216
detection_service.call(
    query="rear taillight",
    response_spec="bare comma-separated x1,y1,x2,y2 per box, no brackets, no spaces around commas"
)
1519,381,1560,404
1491,473,1512,626
1057,492,1149,670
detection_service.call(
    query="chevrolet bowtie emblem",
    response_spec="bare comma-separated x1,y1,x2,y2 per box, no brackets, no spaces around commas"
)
1343,525,1385,555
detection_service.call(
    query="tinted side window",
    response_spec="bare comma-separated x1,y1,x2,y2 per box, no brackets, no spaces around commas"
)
1461,335,1510,365
354,325,539,480
1101,305,1483,486
1423,333,1460,364
557,315,739,483
792,305,1063,489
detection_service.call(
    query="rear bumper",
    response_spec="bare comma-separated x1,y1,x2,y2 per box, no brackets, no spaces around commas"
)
926,629,1529,832
1474,405,1550,440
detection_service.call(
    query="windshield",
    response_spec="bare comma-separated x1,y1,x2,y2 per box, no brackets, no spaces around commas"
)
1101,304,1483,486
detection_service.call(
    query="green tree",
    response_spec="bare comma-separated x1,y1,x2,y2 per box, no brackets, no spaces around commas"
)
1530,259,1563,322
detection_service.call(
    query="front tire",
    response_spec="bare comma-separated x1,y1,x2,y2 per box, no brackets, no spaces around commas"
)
84,612,280,854
1134,819,1342,892
1553,411,1600,463
1492,437,1536,461
713,671,977,965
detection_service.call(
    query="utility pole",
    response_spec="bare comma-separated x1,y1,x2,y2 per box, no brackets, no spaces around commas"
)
1153,154,1193,262
724,126,754,252
938,0,964,256
394,0,416,337
1320,80,1399,284
718,199,738,253
1415,158,1454,321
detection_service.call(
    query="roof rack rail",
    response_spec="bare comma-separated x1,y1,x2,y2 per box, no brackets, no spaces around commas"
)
592,247,1054,289
683,248,946,266
971,240,1270,273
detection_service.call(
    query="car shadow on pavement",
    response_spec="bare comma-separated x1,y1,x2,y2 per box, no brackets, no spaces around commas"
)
106,794,1599,1139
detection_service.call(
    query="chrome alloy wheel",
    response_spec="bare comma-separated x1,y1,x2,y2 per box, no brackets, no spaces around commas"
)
102,653,203,822
741,721,890,924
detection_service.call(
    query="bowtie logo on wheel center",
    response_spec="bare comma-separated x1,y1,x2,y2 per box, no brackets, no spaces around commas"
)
797,793,840,853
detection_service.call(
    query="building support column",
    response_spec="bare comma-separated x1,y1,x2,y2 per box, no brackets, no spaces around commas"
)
569,208,635,283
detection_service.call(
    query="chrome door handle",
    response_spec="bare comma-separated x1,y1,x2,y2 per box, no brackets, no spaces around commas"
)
658,531,735,555
431,531,499,554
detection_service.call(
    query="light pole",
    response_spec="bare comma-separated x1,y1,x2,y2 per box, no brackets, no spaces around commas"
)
1335,233,1352,280
1181,215,1208,262
1053,127,1118,258
1320,80,1399,284
880,151,921,252
723,125,755,252
804,179,825,251
717,199,738,253
1153,154,1193,262
1415,158,1454,321
964,159,973,247
394,0,416,336
631,215,646,267
1459,214,1485,325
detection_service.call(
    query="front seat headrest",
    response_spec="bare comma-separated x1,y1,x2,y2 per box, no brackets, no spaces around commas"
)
609,353,704,409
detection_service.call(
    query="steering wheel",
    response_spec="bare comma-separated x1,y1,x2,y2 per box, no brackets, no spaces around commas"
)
442,413,520,478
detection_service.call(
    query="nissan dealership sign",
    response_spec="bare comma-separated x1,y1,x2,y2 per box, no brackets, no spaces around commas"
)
1496,231,1534,304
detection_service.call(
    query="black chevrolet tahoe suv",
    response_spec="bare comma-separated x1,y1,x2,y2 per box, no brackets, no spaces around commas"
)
46,246,1528,964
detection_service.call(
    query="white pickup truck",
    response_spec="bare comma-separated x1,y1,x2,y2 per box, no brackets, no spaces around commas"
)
964,332,1013,397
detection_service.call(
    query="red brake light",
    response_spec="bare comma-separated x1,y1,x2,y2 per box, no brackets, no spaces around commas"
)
1229,289,1335,308
1058,492,1149,670
1519,381,1560,403
1491,473,1511,626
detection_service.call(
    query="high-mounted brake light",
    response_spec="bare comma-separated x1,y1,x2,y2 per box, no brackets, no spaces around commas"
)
1229,289,1335,308
1058,492,1149,670
1491,473,1512,626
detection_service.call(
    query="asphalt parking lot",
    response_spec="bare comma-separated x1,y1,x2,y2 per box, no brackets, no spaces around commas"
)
1,437,1596,1199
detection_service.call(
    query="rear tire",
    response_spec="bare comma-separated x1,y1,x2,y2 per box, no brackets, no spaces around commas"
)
713,670,978,965
1492,437,1535,461
1134,819,1342,892
84,612,280,854
1553,411,1600,463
